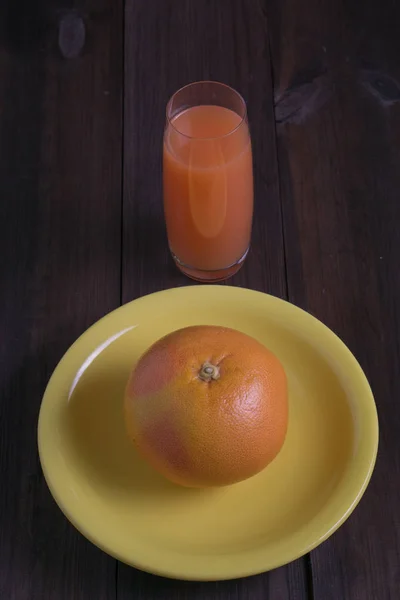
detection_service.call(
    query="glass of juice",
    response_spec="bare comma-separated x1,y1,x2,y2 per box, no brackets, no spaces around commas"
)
163,81,253,281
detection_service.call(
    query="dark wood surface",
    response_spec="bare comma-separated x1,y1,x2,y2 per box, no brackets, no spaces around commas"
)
0,0,399,598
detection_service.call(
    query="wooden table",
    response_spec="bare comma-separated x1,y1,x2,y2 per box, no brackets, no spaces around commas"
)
1,1,399,598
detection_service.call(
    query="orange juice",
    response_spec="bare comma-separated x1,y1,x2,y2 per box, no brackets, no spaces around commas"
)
163,104,253,275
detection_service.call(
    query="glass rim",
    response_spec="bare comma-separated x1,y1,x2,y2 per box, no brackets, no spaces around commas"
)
165,80,248,141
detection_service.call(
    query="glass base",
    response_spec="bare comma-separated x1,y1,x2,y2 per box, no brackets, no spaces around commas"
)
171,248,249,282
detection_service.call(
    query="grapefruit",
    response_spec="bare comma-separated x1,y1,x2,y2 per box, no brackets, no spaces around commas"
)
124,325,288,487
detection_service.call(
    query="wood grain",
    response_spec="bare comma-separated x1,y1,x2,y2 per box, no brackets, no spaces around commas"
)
117,563,308,600
0,0,123,598
266,0,400,598
121,0,308,597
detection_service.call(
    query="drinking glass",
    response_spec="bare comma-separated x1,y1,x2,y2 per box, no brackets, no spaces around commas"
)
163,81,253,281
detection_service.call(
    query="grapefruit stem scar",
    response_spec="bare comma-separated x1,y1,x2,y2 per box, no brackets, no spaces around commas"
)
199,363,220,382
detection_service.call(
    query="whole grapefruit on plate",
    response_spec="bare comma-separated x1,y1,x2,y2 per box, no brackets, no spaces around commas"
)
124,325,288,487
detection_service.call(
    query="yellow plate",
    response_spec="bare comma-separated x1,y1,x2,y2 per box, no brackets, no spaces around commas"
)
38,286,378,581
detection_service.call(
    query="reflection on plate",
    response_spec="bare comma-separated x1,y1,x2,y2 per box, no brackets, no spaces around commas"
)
38,286,378,581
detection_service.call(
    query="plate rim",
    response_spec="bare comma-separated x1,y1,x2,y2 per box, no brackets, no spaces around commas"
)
38,285,379,580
